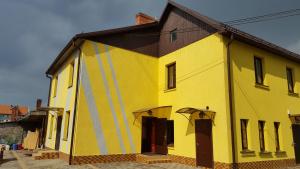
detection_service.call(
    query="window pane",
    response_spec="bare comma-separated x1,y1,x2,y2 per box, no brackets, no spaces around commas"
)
241,119,248,150
274,122,280,151
287,68,294,92
170,29,177,42
63,111,70,140
258,121,265,151
254,57,263,84
49,115,54,139
68,62,75,88
53,76,58,97
167,63,176,89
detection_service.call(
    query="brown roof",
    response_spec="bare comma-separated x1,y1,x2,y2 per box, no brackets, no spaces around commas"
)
0,104,28,116
46,0,300,75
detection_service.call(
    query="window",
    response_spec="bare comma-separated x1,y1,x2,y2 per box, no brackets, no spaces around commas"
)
241,119,249,150
68,62,75,88
167,120,174,147
274,122,280,151
63,111,70,140
53,76,58,97
170,29,177,42
166,63,176,89
287,68,294,93
48,115,54,139
258,121,266,152
254,57,264,84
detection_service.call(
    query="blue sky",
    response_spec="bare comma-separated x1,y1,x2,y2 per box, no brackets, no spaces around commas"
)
0,0,299,109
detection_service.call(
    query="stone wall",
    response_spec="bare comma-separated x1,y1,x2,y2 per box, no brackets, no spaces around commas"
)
0,122,25,145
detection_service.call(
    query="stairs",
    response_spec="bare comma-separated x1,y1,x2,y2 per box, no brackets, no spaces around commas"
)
32,150,59,160
136,154,172,164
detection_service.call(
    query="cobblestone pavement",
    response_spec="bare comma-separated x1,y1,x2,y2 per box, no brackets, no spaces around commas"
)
1,151,300,169
93,162,199,169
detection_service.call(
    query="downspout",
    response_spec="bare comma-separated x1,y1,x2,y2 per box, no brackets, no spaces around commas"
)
44,74,53,148
226,34,236,168
69,39,82,165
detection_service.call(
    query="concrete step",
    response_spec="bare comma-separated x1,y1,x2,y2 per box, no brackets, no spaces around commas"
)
33,150,59,160
136,154,172,164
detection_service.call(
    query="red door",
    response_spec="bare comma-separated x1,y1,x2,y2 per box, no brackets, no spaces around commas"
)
155,118,167,155
195,119,213,168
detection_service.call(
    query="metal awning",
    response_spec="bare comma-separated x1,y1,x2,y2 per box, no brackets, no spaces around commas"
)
176,107,216,125
37,107,64,117
289,114,300,125
132,106,172,124
37,107,64,112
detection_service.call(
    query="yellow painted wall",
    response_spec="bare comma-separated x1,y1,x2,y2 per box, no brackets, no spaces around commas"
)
44,30,299,165
55,35,233,164
73,40,158,156
231,40,298,162
45,50,79,154
158,34,232,163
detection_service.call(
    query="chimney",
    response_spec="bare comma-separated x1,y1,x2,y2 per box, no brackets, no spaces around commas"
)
36,99,42,109
135,12,156,25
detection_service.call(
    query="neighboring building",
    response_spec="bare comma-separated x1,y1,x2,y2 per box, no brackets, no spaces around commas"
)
44,1,300,169
0,104,28,122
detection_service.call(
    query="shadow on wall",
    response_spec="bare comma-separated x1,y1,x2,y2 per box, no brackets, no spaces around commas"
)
232,41,297,82
134,106,173,129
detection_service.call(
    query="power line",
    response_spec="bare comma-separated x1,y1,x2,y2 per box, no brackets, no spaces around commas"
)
224,8,300,25
124,7,300,37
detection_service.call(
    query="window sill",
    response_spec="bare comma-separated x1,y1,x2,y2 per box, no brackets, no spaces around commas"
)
259,151,272,156
288,92,299,97
240,149,255,156
275,151,286,156
255,83,270,90
164,88,176,93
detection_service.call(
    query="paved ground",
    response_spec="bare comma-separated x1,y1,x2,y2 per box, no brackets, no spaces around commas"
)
0,151,198,169
1,150,300,169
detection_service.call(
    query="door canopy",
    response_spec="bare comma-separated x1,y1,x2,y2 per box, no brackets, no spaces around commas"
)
289,114,300,125
132,106,172,124
176,107,216,125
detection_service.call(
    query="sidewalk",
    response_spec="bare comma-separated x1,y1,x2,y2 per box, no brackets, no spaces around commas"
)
1,150,300,169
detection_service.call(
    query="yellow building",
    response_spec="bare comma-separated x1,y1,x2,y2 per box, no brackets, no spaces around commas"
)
44,1,300,169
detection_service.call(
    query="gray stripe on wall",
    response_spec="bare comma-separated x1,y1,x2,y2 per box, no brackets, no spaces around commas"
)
81,60,108,154
104,45,136,153
92,42,126,154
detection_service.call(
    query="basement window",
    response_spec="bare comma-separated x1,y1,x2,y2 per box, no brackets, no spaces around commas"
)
167,120,174,147
170,29,177,43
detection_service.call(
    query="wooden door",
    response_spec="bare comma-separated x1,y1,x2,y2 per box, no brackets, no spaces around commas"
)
292,125,300,164
141,117,154,153
195,119,213,168
155,118,167,155
55,116,62,150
